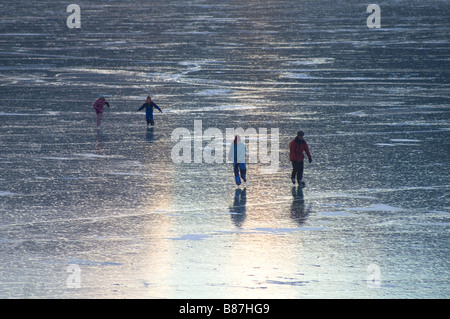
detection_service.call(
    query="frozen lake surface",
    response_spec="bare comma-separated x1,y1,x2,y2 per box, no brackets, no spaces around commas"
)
0,0,449,298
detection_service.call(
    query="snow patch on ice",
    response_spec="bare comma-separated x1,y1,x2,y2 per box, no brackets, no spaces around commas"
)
347,111,366,117
109,172,154,177
251,227,325,234
40,156,73,161
319,211,354,217
0,112,60,117
75,153,110,159
346,204,403,212
375,143,395,147
0,191,21,196
0,112,33,116
289,57,335,65
266,279,309,286
192,104,256,112
166,234,211,241
413,222,450,227
330,193,377,200
192,89,233,96
67,259,122,266
390,139,420,143
429,210,450,216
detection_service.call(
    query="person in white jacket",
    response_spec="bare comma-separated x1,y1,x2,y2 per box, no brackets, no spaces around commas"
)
228,135,246,186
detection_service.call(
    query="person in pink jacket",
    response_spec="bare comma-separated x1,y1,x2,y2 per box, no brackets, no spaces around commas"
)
93,94,110,128
289,130,312,186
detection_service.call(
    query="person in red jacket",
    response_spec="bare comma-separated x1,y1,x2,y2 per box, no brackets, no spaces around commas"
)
289,130,312,186
93,94,110,128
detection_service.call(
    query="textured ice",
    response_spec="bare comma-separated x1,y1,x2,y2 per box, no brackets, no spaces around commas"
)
319,211,354,217
0,191,21,196
166,234,211,241
346,204,404,212
191,104,257,112
390,139,420,143
0,0,449,299
250,227,325,233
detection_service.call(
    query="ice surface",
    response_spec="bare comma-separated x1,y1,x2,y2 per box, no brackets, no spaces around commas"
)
0,191,21,196
0,0,449,299
346,204,404,212
166,234,211,241
319,211,354,217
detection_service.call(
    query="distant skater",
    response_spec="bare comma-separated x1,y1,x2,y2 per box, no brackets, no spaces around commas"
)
289,130,312,186
228,135,247,186
137,96,162,126
93,94,110,128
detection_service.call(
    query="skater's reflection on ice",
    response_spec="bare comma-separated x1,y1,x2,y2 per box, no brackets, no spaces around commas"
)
95,129,107,155
290,186,310,225
230,188,247,227
146,127,154,144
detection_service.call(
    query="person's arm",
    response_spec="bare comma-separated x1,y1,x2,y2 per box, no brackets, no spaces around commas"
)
105,101,110,108
304,142,312,163
152,102,162,113
289,140,294,161
137,104,145,112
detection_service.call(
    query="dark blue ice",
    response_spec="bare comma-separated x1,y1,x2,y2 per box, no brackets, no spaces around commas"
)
0,0,449,298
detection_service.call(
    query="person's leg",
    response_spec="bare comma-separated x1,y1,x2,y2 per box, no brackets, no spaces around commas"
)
291,161,299,183
96,111,102,127
239,163,246,182
148,113,154,126
297,160,305,185
234,164,241,185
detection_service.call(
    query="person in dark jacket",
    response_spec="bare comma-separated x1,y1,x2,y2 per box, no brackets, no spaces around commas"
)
137,96,162,126
289,130,312,186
